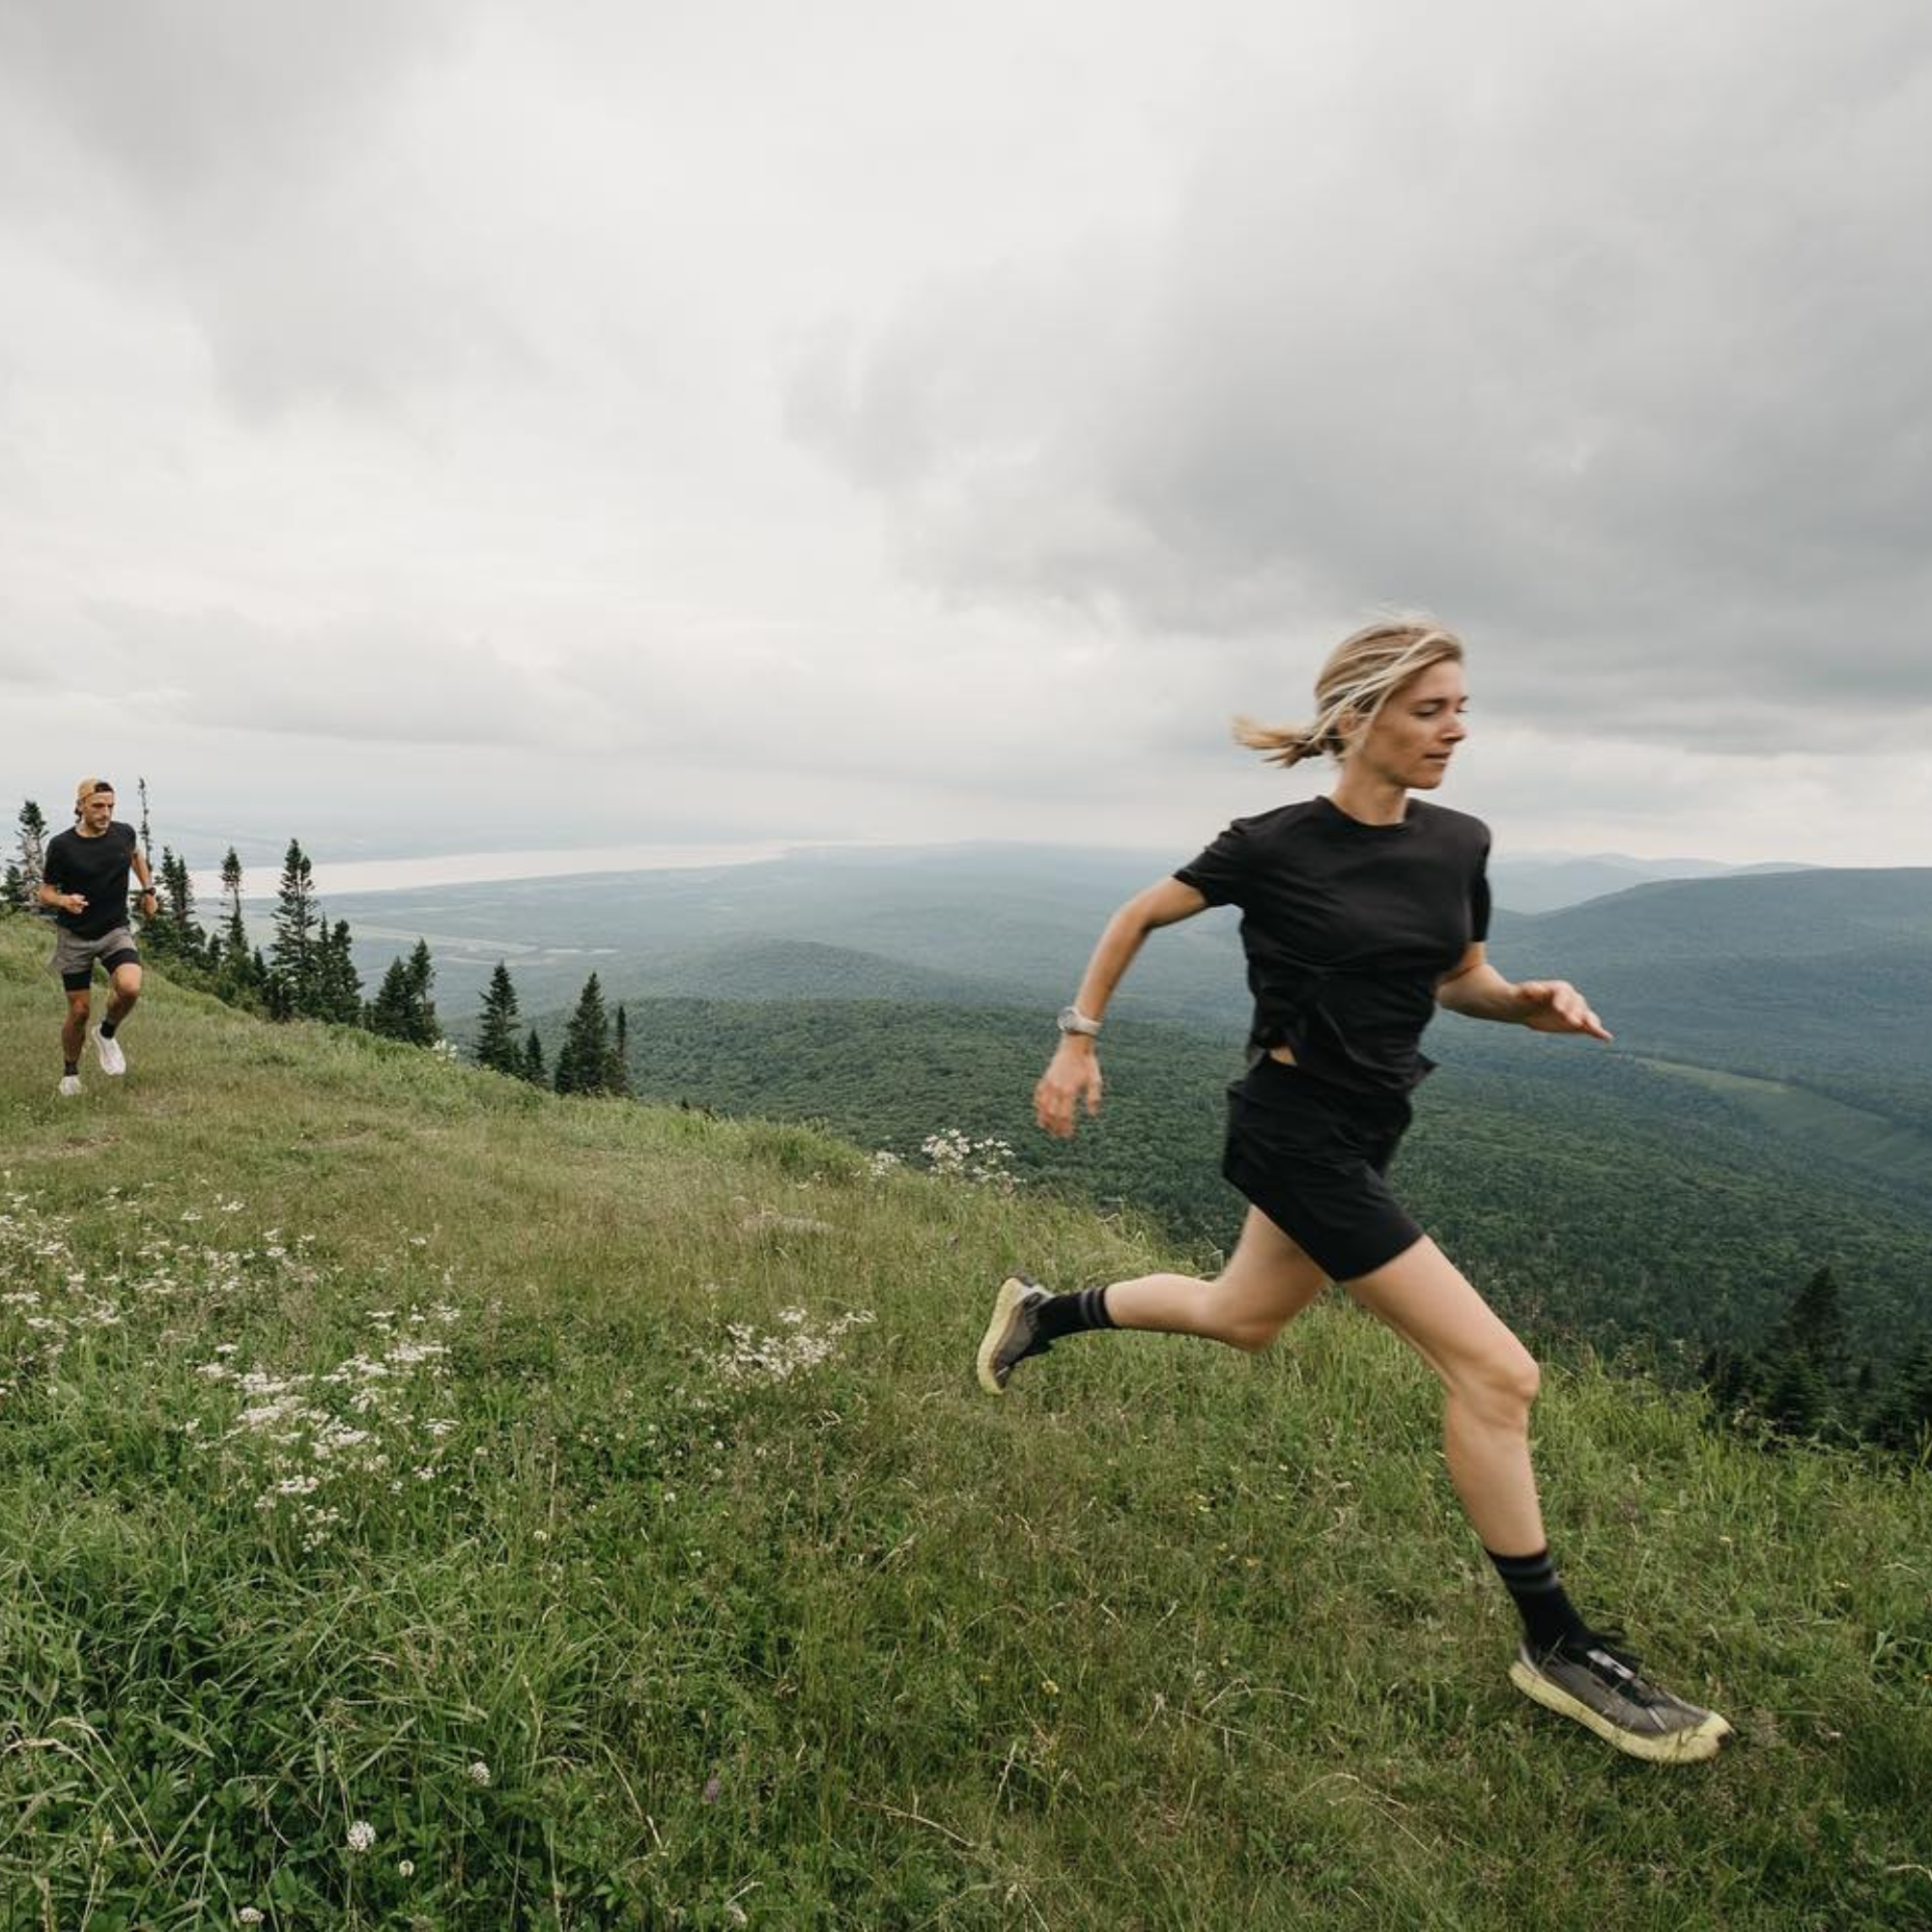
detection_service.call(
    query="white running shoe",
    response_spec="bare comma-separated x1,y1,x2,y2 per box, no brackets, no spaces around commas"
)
92,1029,127,1077
58,1074,82,1098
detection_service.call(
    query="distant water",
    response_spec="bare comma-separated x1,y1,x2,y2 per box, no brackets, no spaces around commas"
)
194,839,798,902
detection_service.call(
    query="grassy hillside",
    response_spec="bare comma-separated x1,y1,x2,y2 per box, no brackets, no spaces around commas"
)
2,919,1929,1930
541,996,1932,1369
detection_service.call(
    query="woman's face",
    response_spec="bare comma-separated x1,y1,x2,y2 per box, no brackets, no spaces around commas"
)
1350,659,1468,789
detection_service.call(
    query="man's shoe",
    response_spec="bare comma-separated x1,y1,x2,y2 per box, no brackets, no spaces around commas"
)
91,1029,127,1077
57,1074,82,1098
977,1274,1053,1394
1510,1632,1733,1764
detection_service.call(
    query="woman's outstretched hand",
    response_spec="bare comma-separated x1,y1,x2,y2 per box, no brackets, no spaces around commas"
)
1516,979,1613,1040
1035,1040,1104,1138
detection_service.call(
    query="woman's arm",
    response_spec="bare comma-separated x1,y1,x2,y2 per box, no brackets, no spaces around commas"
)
1035,877,1210,1138
1435,942,1613,1040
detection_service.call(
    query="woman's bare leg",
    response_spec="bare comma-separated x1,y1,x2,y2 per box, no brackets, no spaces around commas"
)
1343,1236,1546,1553
1104,1207,1330,1352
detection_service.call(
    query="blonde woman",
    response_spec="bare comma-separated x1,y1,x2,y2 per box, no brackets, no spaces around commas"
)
978,620,1730,1764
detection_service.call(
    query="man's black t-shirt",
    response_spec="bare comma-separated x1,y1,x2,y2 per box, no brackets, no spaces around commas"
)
43,822,140,939
1175,795,1492,1094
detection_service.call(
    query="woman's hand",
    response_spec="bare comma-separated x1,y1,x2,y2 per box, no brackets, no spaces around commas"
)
1516,979,1612,1040
1035,1038,1104,1138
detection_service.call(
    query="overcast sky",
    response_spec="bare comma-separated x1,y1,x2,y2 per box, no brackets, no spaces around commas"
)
3,0,1928,877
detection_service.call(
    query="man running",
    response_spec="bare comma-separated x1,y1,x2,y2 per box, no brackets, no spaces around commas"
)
39,778,156,1096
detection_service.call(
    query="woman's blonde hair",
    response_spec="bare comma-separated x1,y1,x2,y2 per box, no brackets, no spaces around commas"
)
1234,618,1464,769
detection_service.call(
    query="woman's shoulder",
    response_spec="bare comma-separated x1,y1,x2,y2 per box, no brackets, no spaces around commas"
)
1407,799,1492,851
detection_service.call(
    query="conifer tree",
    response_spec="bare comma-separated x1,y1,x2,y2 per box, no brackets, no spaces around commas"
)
136,777,156,871
475,962,524,1074
554,973,612,1094
405,940,440,1046
522,1028,547,1086
0,861,18,915
14,801,48,909
220,848,248,960
270,839,320,1015
604,1002,634,1096
313,920,364,1025
367,957,417,1041
1772,1265,1848,1388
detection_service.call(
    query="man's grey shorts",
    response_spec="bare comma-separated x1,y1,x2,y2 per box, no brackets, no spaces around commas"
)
50,925,139,992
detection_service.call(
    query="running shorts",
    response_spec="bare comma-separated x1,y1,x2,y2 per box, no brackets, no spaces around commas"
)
1221,1054,1424,1282
50,924,140,993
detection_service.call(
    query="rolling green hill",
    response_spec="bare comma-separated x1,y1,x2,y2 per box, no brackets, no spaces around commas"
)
2,918,1929,1928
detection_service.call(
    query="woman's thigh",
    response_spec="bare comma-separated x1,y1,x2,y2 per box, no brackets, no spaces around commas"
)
1341,1236,1535,1391
1216,1205,1330,1322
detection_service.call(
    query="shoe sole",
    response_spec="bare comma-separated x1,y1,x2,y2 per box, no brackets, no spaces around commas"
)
976,1274,1037,1396
1508,1658,1734,1764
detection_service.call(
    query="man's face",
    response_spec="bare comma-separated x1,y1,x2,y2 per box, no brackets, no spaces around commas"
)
81,789,114,833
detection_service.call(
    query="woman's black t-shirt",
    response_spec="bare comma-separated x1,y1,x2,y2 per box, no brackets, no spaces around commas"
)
1175,795,1491,1094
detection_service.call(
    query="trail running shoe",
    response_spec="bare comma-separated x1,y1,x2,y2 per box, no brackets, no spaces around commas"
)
92,1029,127,1077
57,1074,82,1098
1510,1631,1733,1764
977,1274,1053,1394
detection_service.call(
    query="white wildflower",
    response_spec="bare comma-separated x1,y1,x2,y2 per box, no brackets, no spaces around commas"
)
346,1820,375,1853
469,1760,491,1786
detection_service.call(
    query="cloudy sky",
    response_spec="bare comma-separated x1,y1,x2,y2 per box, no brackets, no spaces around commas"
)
2,0,1928,878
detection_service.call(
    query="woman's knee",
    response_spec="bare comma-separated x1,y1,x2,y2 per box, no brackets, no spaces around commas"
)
1459,1342,1541,1420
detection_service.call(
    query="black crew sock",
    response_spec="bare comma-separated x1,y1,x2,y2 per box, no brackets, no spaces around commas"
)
1486,1546,1589,1656
64,1060,80,1078
1032,1285,1116,1343
99,1019,119,1039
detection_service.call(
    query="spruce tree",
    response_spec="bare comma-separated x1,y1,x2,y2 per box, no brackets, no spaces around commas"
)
367,957,419,1041
270,839,320,1015
313,920,363,1025
475,963,524,1074
14,801,48,909
522,1028,547,1086
136,776,156,871
554,973,612,1094
220,848,249,963
605,1002,634,1096
1773,1266,1849,1387
405,940,440,1047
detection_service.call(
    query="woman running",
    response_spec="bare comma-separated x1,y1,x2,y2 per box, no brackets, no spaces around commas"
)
977,618,1731,1764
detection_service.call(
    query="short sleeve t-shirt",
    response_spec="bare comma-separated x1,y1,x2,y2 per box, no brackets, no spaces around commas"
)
1175,795,1491,1094
43,822,140,939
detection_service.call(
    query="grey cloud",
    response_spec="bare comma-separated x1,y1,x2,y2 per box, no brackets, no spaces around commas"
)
787,1,1932,747
0,0,525,417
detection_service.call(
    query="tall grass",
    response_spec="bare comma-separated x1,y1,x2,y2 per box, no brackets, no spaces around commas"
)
1,922,1927,1929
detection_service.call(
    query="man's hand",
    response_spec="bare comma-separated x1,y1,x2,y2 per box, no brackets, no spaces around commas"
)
1035,1039,1104,1139
64,893,88,915
1517,979,1612,1040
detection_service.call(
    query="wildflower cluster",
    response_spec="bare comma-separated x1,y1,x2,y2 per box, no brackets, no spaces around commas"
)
919,1128,1022,1194
190,1299,463,1549
709,1305,876,1387
0,1186,315,1398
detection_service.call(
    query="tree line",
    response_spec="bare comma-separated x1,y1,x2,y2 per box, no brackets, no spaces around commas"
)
6,791,629,1095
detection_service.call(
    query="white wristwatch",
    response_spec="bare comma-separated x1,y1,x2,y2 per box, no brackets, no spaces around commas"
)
1056,1006,1101,1037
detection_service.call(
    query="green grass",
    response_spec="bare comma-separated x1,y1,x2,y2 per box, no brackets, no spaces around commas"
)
1,919,1929,1929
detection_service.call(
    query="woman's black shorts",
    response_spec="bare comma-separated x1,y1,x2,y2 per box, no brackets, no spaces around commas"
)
1222,1056,1423,1282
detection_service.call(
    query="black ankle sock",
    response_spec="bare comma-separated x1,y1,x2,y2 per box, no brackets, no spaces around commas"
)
64,1060,80,1078
1033,1285,1116,1343
99,1020,118,1039
1487,1547,1588,1655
